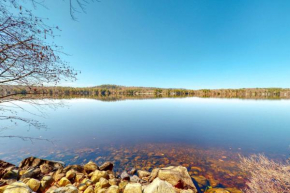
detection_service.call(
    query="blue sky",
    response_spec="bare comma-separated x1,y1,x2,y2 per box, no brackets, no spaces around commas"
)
27,0,290,89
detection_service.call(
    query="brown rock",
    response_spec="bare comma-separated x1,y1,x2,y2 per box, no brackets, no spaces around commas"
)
40,175,54,192
58,177,71,187
99,162,114,171
40,164,52,174
120,171,130,181
99,177,110,188
156,166,197,192
91,170,108,183
66,170,76,180
84,161,98,173
205,188,230,193
52,169,65,181
84,186,94,193
123,183,142,193
3,182,32,193
26,178,40,192
19,157,63,171
137,170,150,179
106,185,120,193
84,185,94,193
20,168,40,180
0,160,15,179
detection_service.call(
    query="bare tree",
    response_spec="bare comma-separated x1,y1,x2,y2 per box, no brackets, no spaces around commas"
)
0,0,94,140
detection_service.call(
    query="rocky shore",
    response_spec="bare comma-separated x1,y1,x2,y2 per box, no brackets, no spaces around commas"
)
0,157,241,193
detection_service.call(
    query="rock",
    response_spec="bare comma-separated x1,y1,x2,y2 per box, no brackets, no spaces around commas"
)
128,168,136,175
84,185,94,193
143,178,176,193
192,175,209,187
84,161,98,173
108,173,115,179
40,175,54,192
225,188,243,193
0,186,8,193
149,168,160,181
66,170,76,179
123,183,142,193
21,178,31,184
156,166,197,191
96,189,107,193
26,178,40,192
81,178,93,187
20,168,41,180
45,186,58,193
0,160,15,179
109,178,119,186
3,181,32,193
63,165,85,173
99,162,114,171
130,175,141,183
58,177,71,187
51,185,78,193
95,182,101,192
180,190,194,193
137,170,150,179
53,169,65,181
75,173,85,182
40,164,52,174
19,157,63,171
120,171,130,181
2,170,18,183
118,181,128,190
78,183,87,191
106,185,120,193
99,177,110,188
91,170,108,183
205,188,230,193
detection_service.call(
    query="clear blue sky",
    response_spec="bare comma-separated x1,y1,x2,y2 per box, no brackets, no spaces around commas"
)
28,0,290,89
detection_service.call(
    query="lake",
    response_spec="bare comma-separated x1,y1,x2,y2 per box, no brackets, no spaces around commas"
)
1,97,290,189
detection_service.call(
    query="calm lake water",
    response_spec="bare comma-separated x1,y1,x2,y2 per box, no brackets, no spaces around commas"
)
1,97,290,189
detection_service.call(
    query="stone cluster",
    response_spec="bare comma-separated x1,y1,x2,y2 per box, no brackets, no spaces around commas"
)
0,157,241,193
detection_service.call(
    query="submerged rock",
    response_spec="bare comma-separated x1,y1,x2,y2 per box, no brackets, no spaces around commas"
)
205,188,230,193
192,175,209,188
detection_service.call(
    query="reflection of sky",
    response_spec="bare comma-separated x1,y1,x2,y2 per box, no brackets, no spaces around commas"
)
1,98,290,159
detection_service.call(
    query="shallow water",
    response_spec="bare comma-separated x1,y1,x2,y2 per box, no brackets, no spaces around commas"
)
1,97,290,189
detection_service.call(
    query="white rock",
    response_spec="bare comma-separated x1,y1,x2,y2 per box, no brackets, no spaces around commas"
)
144,178,176,193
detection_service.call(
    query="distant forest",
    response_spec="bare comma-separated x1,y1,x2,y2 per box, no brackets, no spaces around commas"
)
1,84,290,99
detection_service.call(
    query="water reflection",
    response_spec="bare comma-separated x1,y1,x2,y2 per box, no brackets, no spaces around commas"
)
1,97,290,190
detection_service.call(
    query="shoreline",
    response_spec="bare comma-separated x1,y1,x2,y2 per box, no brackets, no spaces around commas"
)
0,157,243,193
